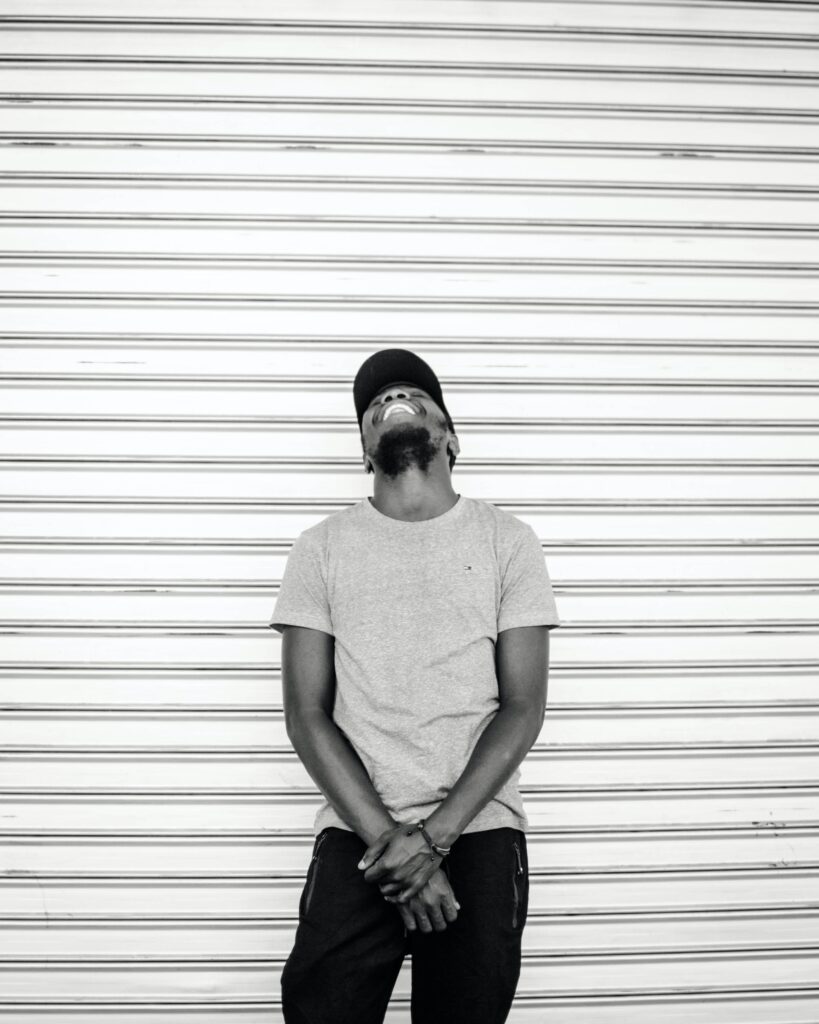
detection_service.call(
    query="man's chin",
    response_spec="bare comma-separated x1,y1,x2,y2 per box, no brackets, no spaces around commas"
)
371,430,441,477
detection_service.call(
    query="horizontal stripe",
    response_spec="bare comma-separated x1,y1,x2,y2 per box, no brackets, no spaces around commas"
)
0,0,815,30
3,171,819,197
0,0,813,17
3,55,819,86
5,95,819,122
0,540,804,554
2,293,819,312
3,940,818,964
3,253,819,274
2,15,819,48
2,579,813,593
2,659,814,677
4,784,819,796
2,455,818,469
3,371,818,389
3,869,816,885
0,333,813,352
2,414,817,428
4,741,818,754
4,702,817,713
2,862,813,882
0,982,815,1007
1,622,816,635
5,131,819,157
2,911,816,934
1,498,816,511
5,211,818,235
2,822,817,837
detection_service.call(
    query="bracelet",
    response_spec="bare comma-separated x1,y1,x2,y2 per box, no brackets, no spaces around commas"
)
410,819,451,859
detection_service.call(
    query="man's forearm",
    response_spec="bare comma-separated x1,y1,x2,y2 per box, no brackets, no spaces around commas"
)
287,710,397,846
424,704,543,849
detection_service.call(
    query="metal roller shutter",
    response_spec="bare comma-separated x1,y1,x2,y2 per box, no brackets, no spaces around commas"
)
0,1,817,1021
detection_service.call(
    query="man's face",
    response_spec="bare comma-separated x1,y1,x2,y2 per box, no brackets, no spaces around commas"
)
361,381,453,479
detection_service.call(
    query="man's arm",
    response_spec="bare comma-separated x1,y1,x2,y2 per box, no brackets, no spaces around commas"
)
281,624,397,846
361,625,552,900
422,625,551,849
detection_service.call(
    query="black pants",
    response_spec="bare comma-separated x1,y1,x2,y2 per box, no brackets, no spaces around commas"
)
281,825,529,1024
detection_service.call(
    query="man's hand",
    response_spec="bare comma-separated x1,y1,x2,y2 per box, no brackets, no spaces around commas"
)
384,867,460,933
358,823,442,902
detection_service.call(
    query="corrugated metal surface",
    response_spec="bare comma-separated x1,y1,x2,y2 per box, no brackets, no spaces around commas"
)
0,1,818,1020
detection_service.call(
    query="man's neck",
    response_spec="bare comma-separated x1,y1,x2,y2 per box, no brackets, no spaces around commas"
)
369,479,460,522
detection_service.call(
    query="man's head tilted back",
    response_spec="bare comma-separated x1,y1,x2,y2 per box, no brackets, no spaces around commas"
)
353,349,459,478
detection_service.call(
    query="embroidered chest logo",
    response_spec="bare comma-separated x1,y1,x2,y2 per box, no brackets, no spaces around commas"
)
464,565,472,571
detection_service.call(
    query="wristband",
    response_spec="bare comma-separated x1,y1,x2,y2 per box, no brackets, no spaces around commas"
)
412,819,451,859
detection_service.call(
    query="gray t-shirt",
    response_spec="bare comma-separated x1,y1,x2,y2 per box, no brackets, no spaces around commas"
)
269,493,561,837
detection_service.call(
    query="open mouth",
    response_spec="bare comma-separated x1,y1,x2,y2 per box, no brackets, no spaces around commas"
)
381,402,417,422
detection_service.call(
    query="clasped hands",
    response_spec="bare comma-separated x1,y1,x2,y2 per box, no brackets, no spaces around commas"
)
357,822,461,933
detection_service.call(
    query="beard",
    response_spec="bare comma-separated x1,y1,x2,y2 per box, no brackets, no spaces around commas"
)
367,421,445,479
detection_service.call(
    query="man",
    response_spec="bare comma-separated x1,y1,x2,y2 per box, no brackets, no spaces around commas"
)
269,348,561,1024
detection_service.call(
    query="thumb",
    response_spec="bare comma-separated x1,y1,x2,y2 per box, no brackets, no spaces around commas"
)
358,834,389,870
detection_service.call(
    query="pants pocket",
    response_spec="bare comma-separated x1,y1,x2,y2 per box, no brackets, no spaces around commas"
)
299,829,329,920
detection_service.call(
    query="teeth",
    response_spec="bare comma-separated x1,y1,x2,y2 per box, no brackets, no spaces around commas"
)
384,403,414,420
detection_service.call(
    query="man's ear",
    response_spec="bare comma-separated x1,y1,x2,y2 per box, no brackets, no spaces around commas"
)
448,434,460,458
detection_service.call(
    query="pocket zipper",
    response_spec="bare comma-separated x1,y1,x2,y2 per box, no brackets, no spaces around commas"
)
303,830,328,916
512,840,523,929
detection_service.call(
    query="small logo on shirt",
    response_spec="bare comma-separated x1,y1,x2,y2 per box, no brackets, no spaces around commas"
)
464,565,472,571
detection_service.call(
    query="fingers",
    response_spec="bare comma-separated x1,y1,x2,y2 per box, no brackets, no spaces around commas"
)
397,904,416,931
407,900,447,933
440,893,459,923
394,894,422,933
395,878,425,904
367,849,434,888
436,874,461,920
393,858,441,903
389,868,461,934
427,905,447,932
402,892,459,933
413,909,431,933
395,890,438,934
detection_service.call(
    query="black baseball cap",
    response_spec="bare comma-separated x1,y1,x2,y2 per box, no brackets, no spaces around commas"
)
353,348,453,431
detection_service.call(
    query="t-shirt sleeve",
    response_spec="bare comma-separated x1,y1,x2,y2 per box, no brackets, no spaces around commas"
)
497,524,561,633
268,532,334,636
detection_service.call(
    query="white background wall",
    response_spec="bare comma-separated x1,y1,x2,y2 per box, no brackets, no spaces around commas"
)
0,2,818,1021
